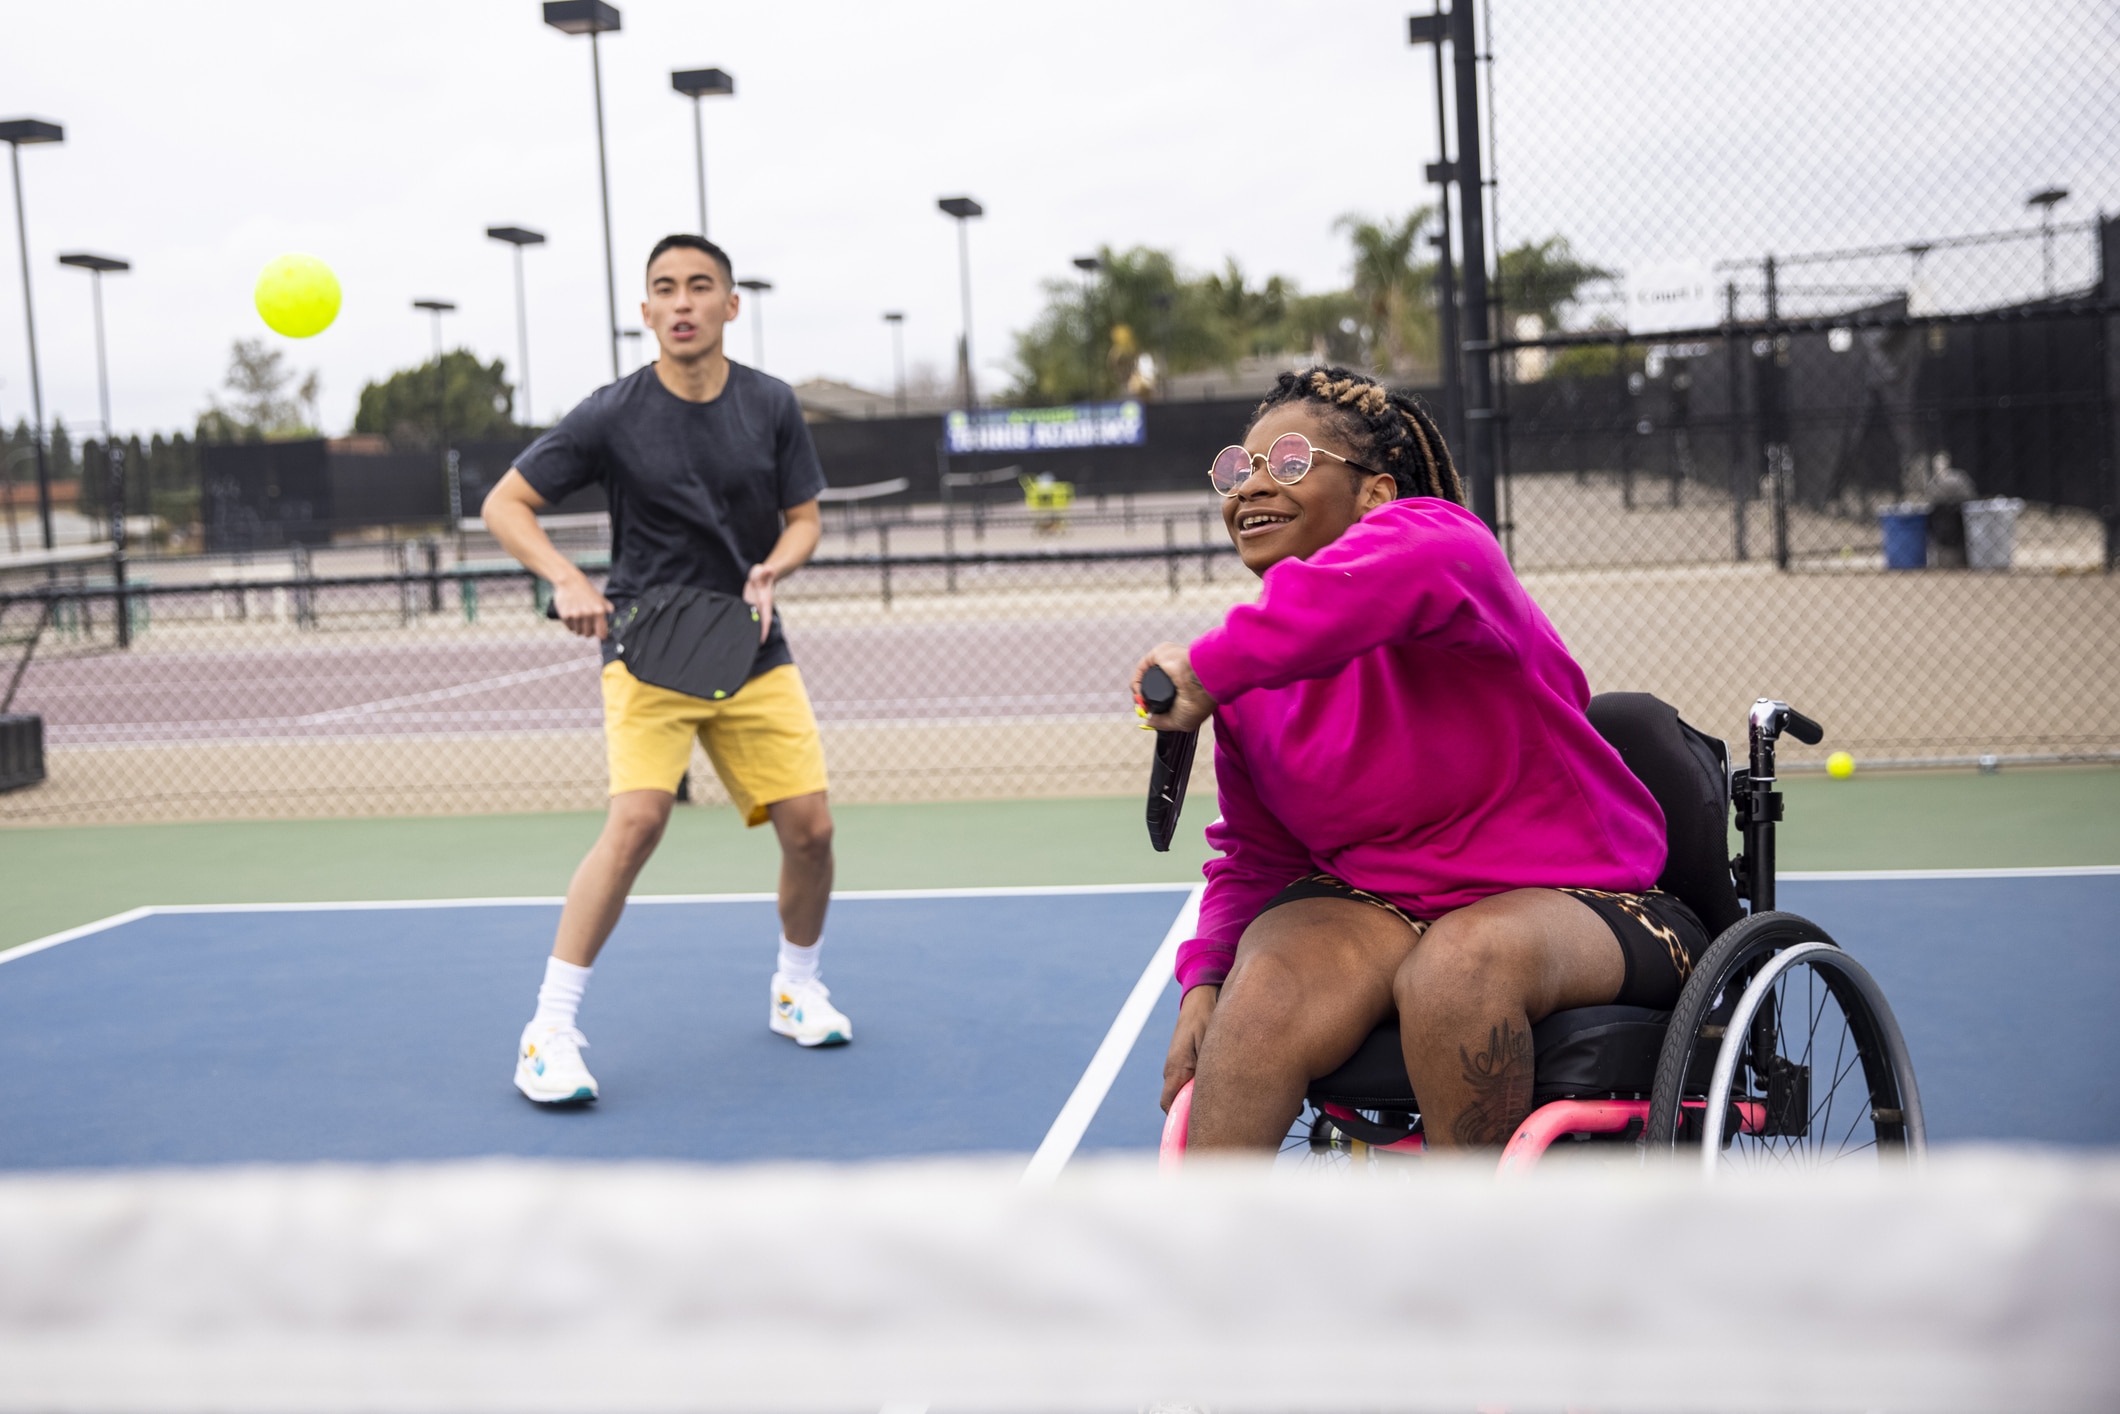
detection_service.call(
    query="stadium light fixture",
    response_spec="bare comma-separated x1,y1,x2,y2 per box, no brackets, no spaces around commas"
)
883,311,907,415
2026,187,2069,297
737,278,772,371
3,116,63,550
670,68,735,239
937,197,984,407
543,2,623,380
486,226,546,427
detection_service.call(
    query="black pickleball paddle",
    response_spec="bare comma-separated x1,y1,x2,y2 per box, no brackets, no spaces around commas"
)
549,585,761,701
1141,663,1199,853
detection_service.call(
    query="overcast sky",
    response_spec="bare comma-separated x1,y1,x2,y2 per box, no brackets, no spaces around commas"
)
2,0,2111,439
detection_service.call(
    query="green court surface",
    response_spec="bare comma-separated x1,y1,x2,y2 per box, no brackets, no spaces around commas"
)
3,766,2115,954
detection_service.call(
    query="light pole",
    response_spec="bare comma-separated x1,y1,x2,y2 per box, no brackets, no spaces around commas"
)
543,1,623,381
2,117,63,551
670,68,735,239
413,299,456,531
883,311,906,415
57,253,126,447
58,252,129,557
736,278,772,370
937,196,983,407
2027,187,2070,298
1072,255,1102,398
486,225,545,427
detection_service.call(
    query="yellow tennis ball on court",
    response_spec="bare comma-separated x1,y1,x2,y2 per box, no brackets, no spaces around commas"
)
254,254,342,338
1826,750,1856,779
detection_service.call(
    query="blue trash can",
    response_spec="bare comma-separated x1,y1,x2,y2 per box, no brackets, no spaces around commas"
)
1879,505,1929,570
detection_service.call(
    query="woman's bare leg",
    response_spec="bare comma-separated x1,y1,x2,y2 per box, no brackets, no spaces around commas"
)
1187,897,1418,1152
1393,888,1624,1150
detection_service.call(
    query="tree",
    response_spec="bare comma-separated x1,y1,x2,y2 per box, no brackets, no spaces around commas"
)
354,351,516,447
1007,246,1219,405
1335,208,1440,378
1003,213,1444,405
1495,236,1612,333
196,338,320,442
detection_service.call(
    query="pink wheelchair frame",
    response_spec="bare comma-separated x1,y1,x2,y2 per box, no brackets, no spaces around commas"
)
1160,1082,1764,1174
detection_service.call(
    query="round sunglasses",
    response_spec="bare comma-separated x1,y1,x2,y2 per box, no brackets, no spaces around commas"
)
1210,432,1381,497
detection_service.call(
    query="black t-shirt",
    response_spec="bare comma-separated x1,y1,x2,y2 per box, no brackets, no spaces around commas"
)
515,362,826,676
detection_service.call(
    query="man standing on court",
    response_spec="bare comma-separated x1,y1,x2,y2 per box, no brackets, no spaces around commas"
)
483,234,849,1105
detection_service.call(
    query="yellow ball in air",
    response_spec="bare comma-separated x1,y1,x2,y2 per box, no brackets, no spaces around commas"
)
1826,751,1856,780
254,254,342,339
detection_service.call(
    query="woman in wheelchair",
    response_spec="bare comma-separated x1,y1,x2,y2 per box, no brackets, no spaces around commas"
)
1133,367,1711,1153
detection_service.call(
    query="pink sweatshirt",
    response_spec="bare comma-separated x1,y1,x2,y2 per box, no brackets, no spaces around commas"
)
1177,497,1666,993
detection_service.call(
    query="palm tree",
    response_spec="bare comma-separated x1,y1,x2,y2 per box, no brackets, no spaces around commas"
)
1335,209,1439,378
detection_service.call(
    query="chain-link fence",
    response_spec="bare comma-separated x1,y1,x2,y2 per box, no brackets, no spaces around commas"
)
3,480,2113,826
1478,0,2117,575
3,1,2114,827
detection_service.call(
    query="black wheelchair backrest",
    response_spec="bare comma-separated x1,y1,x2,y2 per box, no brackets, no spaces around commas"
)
1586,692,1746,937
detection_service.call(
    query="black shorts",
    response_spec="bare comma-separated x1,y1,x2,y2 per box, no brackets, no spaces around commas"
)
1257,873,1710,1010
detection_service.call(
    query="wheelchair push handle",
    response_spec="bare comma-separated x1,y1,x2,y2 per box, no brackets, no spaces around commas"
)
1782,708,1824,746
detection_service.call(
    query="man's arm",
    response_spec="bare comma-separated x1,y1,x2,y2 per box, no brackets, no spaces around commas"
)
741,498,821,643
482,468,613,639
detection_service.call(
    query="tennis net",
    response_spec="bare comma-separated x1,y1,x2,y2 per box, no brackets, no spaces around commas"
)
1,1149,2114,1412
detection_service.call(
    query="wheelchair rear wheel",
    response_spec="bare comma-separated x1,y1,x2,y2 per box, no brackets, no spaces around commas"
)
1282,1103,1423,1172
1645,912,1924,1171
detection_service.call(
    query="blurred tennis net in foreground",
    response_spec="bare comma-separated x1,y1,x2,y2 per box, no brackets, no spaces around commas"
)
1,1150,2113,1412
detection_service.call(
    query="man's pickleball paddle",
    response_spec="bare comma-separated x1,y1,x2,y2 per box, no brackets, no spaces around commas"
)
549,585,761,701
1142,664,1199,853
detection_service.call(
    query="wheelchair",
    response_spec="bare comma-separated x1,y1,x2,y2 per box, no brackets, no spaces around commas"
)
1142,677,1925,1175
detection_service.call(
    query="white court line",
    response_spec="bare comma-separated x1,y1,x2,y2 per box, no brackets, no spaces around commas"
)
1780,865,2120,881
296,659,599,724
0,884,1200,961
0,907,157,967
1023,885,1201,1187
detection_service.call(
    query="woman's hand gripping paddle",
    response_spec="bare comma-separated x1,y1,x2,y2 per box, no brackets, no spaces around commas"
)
1140,664,1199,853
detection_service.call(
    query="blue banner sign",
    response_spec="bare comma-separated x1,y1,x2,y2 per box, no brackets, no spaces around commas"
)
943,399,1146,456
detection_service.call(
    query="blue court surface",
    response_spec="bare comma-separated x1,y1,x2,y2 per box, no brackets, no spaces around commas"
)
2,871,2114,1171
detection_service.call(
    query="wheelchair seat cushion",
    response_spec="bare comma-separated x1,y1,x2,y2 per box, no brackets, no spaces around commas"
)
1305,1005,1672,1110
1587,692,1746,938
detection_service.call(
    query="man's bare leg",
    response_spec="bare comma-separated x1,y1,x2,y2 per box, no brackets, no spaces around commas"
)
766,791,834,947
552,789,674,967
1392,889,1623,1150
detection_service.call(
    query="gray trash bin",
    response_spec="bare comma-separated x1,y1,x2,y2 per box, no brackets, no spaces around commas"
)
1963,497,2023,570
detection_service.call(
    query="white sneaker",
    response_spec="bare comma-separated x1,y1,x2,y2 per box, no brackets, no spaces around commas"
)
770,974,852,1047
516,1023,598,1103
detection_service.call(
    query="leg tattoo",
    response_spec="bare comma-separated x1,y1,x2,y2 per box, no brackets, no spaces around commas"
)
1452,1019,1535,1147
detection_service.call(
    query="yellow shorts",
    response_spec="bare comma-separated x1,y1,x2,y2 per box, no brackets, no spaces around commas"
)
601,660,829,826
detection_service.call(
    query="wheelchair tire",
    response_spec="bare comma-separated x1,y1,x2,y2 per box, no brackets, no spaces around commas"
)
1697,940,1924,1173
1643,911,1836,1151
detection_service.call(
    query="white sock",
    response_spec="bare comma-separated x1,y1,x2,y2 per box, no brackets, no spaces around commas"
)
531,956,592,1032
777,934,821,984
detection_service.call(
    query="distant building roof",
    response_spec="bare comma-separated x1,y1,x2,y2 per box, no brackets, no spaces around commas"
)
792,378,958,422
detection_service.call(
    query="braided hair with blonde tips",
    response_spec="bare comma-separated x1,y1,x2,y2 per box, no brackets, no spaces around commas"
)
1248,366,1464,504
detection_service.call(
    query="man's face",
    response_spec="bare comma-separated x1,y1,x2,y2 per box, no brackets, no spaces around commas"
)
642,247,737,361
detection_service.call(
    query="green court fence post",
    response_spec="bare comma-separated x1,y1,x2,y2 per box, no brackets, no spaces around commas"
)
878,521,892,608
107,443,129,649
1725,279,1749,562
